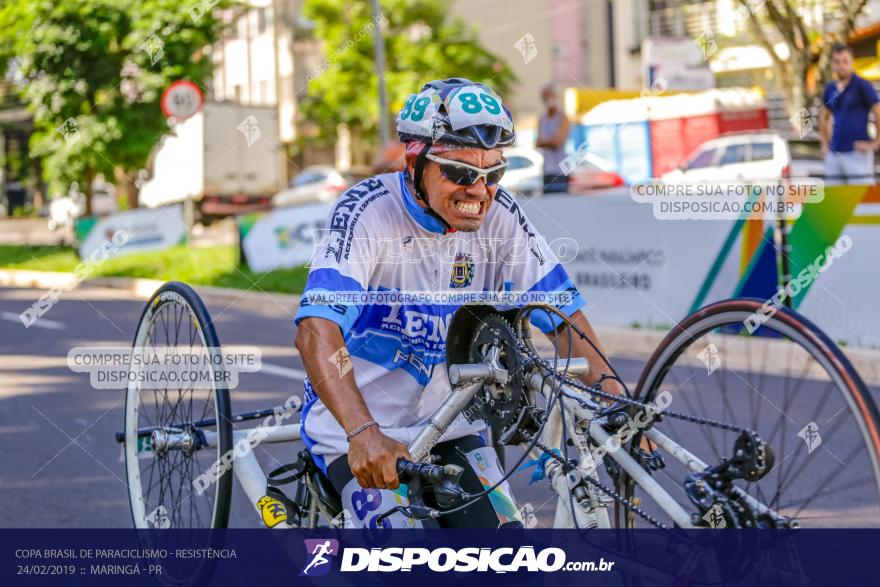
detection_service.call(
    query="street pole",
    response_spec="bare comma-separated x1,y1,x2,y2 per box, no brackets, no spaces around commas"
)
371,0,390,151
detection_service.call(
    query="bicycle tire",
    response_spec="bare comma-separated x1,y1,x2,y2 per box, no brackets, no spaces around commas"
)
124,281,233,530
616,298,880,529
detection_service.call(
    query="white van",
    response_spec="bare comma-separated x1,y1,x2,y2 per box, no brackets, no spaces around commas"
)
661,131,824,183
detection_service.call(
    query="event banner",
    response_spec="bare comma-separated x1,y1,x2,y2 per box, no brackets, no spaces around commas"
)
75,205,188,261
2,529,874,585
238,203,332,273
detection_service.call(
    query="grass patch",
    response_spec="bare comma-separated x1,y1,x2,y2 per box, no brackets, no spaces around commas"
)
0,245,81,271
0,244,309,295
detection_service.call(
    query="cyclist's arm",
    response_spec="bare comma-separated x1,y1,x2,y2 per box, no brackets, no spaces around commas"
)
295,316,373,434
295,316,410,489
551,115,571,149
546,308,625,397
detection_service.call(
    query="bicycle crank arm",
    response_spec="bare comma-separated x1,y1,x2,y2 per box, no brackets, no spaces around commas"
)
409,380,484,462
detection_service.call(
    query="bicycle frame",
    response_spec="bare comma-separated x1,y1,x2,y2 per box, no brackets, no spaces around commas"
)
409,360,698,528
195,357,786,529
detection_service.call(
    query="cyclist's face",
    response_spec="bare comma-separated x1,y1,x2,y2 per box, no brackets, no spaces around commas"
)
419,148,502,232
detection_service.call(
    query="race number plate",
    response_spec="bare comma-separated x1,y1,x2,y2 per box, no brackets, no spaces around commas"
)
396,88,442,137
444,84,513,132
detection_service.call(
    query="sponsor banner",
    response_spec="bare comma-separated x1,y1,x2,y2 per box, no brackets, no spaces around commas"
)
523,193,742,329
1,529,877,584
239,202,332,272
77,205,187,260
526,188,880,346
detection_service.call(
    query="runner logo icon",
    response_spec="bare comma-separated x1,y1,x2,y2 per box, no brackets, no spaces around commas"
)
301,539,339,576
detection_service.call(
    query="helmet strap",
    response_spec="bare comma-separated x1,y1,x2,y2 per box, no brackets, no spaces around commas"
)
411,143,453,232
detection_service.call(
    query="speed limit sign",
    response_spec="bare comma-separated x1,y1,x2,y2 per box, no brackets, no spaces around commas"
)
161,80,204,120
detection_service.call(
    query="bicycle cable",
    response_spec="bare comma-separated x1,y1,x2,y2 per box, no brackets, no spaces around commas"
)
513,304,764,528
431,303,756,525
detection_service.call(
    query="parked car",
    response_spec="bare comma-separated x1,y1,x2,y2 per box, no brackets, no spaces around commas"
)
500,147,544,197
786,138,827,178
661,131,827,183
271,165,350,208
47,182,117,231
500,147,625,196
568,152,626,192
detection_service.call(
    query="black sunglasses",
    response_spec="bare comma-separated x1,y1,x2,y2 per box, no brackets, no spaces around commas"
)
425,153,509,186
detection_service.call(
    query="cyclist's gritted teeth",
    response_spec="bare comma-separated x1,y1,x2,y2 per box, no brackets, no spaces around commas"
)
452,198,485,217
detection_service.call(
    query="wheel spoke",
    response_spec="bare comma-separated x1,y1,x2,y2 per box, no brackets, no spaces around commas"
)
624,304,880,528
128,291,229,531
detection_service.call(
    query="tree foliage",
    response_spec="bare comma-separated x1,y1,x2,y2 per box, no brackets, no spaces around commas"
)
0,0,233,211
733,0,872,114
300,0,516,145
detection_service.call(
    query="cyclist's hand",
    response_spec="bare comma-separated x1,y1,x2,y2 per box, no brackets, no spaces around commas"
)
854,140,875,153
348,426,412,490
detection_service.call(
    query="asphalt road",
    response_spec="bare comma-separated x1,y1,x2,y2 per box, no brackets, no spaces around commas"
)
1,284,878,529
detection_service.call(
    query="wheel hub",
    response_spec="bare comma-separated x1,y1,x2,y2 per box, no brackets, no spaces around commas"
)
151,428,197,457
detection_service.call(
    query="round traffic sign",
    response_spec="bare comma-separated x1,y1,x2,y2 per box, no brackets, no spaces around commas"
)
160,80,204,120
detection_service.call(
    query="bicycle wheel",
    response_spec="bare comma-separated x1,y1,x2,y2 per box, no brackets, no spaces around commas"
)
124,281,233,529
617,298,880,529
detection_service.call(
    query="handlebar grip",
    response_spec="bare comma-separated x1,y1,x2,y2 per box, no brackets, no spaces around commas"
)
395,459,468,511
396,458,445,483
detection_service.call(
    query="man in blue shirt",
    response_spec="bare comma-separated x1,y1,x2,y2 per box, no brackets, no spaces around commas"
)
820,43,880,184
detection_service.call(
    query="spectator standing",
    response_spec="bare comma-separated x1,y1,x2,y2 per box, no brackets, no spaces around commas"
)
820,43,880,184
536,84,571,193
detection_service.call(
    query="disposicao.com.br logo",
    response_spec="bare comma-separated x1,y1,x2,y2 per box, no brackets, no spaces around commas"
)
300,539,616,574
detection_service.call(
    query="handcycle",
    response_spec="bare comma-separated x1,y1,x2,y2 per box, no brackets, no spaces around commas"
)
118,281,880,531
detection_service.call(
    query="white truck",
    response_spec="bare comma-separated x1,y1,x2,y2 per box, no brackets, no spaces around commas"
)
139,101,284,221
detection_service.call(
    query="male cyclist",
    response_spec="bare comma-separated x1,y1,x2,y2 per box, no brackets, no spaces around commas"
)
294,78,623,528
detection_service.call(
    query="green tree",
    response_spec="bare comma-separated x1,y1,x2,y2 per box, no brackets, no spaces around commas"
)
0,0,233,213
300,0,515,149
731,0,872,114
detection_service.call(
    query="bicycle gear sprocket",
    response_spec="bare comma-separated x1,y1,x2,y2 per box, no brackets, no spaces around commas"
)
462,313,526,437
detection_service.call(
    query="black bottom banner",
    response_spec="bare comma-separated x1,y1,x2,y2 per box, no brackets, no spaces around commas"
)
1,529,871,586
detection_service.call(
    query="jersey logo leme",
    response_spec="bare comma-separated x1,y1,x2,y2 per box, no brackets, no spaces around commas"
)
392,348,434,378
449,252,475,288
324,178,387,262
381,307,450,345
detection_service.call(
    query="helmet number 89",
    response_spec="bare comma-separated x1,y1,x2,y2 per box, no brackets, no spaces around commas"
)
400,95,432,122
457,92,501,115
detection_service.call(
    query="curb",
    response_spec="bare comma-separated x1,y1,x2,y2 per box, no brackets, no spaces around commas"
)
2,268,878,385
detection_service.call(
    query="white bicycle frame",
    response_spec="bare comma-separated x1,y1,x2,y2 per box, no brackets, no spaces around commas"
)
202,357,786,529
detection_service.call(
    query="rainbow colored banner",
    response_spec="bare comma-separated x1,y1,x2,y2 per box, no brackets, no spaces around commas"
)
691,185,880,313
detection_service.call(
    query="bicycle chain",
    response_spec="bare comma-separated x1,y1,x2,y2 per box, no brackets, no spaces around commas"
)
529,439,668,529
524,353,755,527
530,354,753,435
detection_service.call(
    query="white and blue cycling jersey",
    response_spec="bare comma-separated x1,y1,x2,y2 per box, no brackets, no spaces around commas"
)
294,171,585,472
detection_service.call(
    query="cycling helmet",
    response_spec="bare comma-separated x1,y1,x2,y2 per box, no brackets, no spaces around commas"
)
396,78,515,231
396,78,516,149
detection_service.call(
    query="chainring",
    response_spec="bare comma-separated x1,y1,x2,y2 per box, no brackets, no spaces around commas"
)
462,313,526,438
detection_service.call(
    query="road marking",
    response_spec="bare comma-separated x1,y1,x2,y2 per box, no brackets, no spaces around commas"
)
259,362,307,380
0,311,66,330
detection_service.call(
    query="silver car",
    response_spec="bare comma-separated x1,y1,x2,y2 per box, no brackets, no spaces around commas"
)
271,166,350,208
